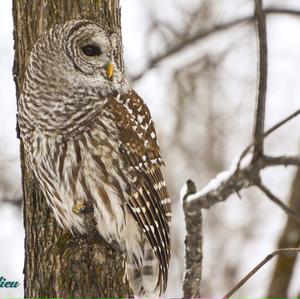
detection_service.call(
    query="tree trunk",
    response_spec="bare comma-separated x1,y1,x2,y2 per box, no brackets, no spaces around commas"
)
267,166,300,297
13,0,132,297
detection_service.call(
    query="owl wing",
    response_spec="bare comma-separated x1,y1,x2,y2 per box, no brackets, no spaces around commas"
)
108,90,171,288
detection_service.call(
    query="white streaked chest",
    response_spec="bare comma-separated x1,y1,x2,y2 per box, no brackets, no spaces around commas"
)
28,126,130,245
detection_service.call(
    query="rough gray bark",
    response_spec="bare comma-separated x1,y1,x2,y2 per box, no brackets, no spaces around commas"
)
13,0,132,297
182,180,202,298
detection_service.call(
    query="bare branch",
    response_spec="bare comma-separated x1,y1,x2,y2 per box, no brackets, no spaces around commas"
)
223,248,300,299
252,0,267,160
185,151,300,211
256,182,300,223
178,4,300,297
131,8,300,82
237,108,300,170
185,158,255,210
261,155,300,167
265,8,300,17
181,90,300,213
182,180,203,298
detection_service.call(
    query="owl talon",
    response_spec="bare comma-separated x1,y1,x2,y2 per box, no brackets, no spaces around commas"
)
72,200,93,214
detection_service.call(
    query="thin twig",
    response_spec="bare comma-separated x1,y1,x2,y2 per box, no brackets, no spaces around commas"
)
223,248,300,299
256,182,300,223
237,108,300,170
252,0,268,160
264,108,300,137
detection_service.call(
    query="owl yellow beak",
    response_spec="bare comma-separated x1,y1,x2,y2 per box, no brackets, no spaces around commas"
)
106,63,114,79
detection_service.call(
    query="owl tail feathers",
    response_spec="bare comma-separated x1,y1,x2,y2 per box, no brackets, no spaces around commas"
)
126,241,163,299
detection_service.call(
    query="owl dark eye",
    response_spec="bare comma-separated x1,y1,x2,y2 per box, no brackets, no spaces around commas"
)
81,45,102,57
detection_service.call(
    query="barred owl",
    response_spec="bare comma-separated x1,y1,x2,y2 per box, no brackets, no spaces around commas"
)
18,19,171,297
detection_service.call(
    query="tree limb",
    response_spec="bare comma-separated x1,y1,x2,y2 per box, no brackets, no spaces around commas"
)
185,152,300,211
252,0,267,160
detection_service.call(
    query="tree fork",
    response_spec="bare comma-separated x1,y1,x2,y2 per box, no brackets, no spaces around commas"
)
13,0,132,297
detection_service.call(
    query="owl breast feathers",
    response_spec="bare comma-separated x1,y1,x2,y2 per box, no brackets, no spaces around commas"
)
18,19,171,297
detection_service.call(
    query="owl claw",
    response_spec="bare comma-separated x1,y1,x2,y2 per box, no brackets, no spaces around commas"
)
72,200,93,214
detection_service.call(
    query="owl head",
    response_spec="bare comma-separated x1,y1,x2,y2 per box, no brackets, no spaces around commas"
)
26,19,127,98
20,19,128,134
62,19,124,89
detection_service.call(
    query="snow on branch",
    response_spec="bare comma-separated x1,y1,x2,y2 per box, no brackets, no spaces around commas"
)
182,112,300,219
181,111,300,297
181,1,300,297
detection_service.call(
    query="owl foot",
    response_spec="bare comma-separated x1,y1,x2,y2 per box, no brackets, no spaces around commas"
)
72,200,93,214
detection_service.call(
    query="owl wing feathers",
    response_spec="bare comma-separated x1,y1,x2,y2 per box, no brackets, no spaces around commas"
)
107,90,171,289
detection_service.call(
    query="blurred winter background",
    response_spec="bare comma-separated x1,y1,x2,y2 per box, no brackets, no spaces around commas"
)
1,0,300,297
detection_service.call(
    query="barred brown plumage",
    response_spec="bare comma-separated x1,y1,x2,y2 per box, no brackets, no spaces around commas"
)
18,19,171,297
